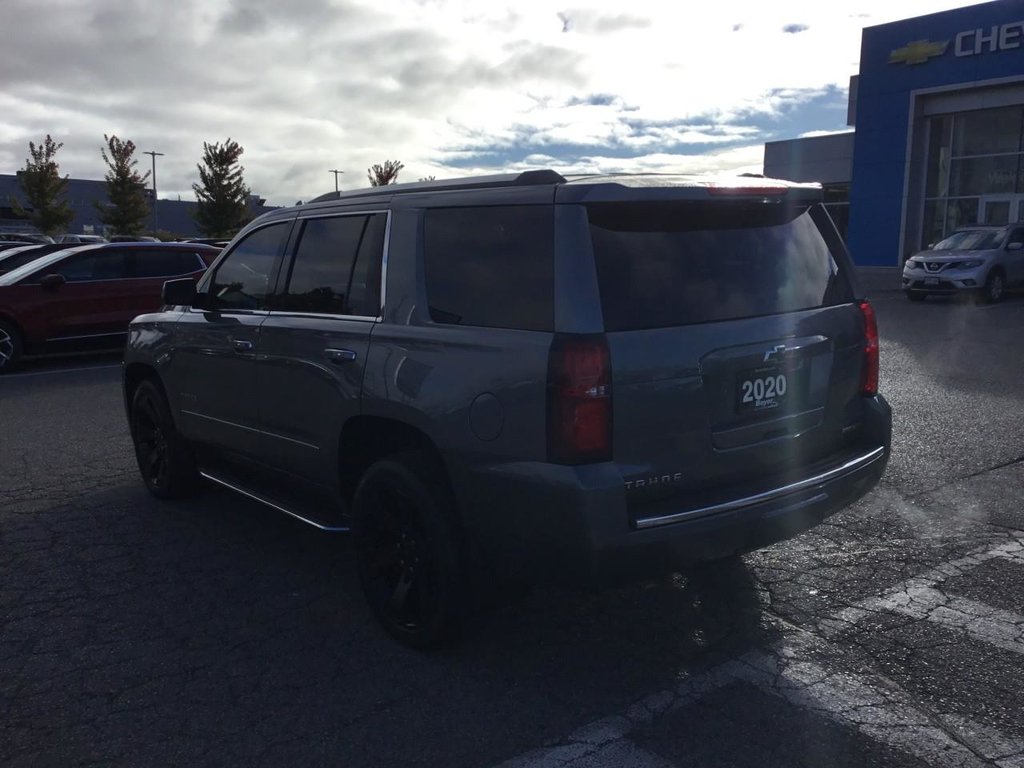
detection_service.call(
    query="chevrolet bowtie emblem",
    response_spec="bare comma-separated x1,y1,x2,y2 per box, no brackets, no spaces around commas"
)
889,39,948,65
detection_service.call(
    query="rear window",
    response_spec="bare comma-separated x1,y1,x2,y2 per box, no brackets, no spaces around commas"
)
588,202,852,332
423,205,553,332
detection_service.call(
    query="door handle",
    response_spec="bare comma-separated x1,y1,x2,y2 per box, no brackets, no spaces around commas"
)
325,348,357,364
231,339,254,353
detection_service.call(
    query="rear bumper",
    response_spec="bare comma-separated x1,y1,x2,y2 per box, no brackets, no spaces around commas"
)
457,395,892,588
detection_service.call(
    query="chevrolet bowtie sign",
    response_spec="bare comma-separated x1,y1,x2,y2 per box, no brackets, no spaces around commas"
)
889,22,1024,65
889,39,949,65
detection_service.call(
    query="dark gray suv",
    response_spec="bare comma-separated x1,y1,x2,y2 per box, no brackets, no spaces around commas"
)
123,171,891,647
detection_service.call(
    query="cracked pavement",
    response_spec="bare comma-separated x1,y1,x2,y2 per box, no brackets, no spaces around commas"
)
2,296,1024,767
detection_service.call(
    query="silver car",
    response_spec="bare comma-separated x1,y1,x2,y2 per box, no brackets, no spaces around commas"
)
903,225,1024,303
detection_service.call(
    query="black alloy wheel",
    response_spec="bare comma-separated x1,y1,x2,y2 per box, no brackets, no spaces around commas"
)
130,380,199,499
0,320,22,372
352,454,463,649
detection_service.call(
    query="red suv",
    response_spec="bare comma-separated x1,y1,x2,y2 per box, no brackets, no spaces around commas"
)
0,242,219,371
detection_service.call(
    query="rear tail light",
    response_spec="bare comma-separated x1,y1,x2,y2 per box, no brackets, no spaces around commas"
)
859,300,879,396
547,335,612,464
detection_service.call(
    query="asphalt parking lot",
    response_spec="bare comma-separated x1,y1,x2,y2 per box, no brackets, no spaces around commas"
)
2,292,1023,767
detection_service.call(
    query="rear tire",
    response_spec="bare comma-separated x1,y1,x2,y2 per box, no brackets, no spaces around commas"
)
130,380,200,499
0,319,23,373
352,453,465,649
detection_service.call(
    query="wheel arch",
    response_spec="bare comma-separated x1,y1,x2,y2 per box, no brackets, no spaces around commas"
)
337,415,455,509
123,361,166,416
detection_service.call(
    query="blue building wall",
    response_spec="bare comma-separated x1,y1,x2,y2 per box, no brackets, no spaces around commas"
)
0,174,278,238
848,0,1024,266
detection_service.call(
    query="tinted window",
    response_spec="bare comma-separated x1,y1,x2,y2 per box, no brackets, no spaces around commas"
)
348,213,386,317
279,216,367,314
210,223,289,310
588,202,852,332
51,249,130,282
132,250,203,278
423,206,553,331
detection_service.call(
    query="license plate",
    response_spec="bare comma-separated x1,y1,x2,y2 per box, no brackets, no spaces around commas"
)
925,277,939,286
736,368,788,412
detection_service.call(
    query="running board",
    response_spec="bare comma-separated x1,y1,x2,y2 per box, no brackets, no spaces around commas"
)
199,470,350,532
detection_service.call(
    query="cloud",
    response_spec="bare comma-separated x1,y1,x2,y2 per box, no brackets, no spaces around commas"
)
0,0,973,206
783,23,809,34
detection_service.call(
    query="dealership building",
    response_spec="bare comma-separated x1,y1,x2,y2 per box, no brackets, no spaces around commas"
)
765,0,1024,266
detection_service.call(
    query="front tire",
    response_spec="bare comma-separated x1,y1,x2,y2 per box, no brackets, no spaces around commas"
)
981,270,1006,304
0,319,23,373
130,380,199,499
352,453,465,649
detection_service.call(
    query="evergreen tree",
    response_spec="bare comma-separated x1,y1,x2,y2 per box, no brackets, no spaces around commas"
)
11,135,74,236
367,160,404,186
96,134,150,236
192,139,250,237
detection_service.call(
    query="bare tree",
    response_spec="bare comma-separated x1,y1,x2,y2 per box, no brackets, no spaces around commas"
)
367,160,404,186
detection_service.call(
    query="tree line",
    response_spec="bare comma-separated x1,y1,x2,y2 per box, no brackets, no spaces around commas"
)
10,134,409,238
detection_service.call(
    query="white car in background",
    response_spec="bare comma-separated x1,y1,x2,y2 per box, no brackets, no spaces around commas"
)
902,225,1024,303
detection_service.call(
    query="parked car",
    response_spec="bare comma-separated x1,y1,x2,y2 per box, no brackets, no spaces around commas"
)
0,233,53,245
180,237,231,248
0,243,71,275
0,241,37,254
123,170,891,647
56,234,109,244
902,224,1024,302
0,242,218,371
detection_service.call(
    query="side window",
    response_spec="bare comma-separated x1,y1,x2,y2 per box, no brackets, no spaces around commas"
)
279,216,367,314
423,206,554,331
50,249,130,282
209,223,289,311
1008,228,1024,246
132,250,203,279
347,213,387,317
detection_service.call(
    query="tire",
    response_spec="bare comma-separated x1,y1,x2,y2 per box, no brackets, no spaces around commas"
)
130,379,199,499
0,319,23,373
352,453,465,649
905,290,926,302
981,269,1006,304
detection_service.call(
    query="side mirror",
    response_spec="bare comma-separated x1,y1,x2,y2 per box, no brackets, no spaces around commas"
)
1006,242,1023,251
40,273,66,291
162,277,198,306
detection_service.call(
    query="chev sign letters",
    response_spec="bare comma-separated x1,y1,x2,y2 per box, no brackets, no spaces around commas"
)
955,22,1024,57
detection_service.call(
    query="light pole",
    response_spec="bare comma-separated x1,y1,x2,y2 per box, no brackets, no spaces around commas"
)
144,150,165,233
329,169,344,193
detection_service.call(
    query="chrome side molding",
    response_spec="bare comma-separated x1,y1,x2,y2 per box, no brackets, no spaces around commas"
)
199,471,349,532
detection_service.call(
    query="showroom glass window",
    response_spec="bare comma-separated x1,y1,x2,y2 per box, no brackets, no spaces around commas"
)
922,106,1024,248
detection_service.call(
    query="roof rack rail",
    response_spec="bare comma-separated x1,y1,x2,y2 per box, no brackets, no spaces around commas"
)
308,169,566,204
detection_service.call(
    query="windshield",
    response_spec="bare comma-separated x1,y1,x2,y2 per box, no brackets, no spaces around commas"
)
932,229,1004,251
0,246,88,285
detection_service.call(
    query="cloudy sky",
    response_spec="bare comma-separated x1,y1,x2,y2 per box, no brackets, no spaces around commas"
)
0,0,973,205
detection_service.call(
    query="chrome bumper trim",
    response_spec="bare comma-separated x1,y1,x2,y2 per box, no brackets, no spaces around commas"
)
634,446,885,530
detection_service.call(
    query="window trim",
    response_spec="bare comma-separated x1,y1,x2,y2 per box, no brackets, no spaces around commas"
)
205,220,294,313
271,209,390,322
